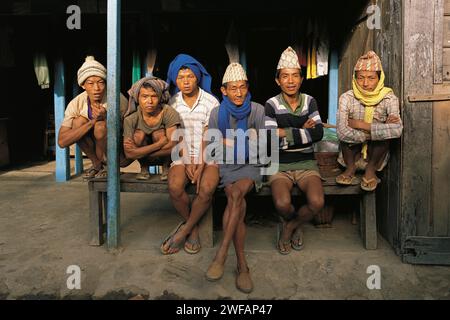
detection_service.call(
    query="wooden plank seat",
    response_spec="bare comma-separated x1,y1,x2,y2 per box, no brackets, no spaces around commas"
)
88,173,377,250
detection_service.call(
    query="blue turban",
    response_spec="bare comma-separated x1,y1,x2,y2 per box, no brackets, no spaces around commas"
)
166,54,212,95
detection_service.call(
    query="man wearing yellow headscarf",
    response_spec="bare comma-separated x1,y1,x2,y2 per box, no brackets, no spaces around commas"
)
336,51,403,191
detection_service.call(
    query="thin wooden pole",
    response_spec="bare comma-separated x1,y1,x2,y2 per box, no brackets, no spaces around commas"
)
106,0,121,248
328,50,339,129
54,57,70,182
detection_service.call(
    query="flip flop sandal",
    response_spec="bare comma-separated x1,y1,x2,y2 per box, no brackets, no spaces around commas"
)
160,222,185,255
136,172,150,180
360,177,381,192
184,237,201,254
336,174,357,186
94,168,108,179
276,223,291,255
83,167,100,180
291,227,304,251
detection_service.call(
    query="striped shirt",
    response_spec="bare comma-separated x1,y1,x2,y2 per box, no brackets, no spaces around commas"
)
337,90,403,144
265,93,324,164
169,88,219,159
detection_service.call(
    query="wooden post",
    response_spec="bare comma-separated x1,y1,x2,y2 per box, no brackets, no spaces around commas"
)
54,57,70,182
89,182,104,246
328,50,339,128
106,0,121,248
361,192,377,250
72,80,84,175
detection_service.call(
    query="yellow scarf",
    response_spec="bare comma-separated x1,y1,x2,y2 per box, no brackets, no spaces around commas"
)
352,70,392,159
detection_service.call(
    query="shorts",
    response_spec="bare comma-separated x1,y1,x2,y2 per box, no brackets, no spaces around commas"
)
268,169,322,185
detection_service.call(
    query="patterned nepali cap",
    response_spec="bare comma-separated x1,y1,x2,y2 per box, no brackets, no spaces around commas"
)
277,46,301,70
222,63,248,84
354,51,383,72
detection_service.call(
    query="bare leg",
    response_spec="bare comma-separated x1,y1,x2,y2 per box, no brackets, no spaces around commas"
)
72,117,102,170
133,130,150,174
364,141,389,181
177,165,219,252
93,120,107,164
271,178,296,253
297,176,325,226
213,178,254,266
163,165,190,253
340,142,361,178
233,199,248,272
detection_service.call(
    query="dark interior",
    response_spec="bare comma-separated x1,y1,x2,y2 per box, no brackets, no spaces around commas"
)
0,0,369,165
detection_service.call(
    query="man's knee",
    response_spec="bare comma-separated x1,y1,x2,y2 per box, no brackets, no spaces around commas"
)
308,194,324,213
94,121,107,139
198,183,216,202
168,182,185,199
225,187,244,205
133,130,146,145
274,197,293,216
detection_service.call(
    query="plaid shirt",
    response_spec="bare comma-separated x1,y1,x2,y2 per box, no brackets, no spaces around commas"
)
337,90,403,144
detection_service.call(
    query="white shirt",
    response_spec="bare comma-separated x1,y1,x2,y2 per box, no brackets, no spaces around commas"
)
169,88,219,160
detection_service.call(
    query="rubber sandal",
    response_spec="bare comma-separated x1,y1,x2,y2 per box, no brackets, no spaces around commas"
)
83,167,100,180
276,223,291,255
360,177,381,192
184,237,201,254
94,168,107,179
136,171,150,180
160,222,185,255
291,227,304,251
336,174,357,186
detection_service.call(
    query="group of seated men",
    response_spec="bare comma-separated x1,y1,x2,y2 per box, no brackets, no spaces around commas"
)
58,48,403,293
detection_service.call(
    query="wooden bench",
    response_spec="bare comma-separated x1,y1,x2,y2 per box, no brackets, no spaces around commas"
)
88,173,377,250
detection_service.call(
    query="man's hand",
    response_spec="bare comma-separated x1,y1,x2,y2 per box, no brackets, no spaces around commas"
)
386,115,401,124
348,119,364,130
123,137,138,152
192,164,205,194
186,164,196,182
152,129,169,147
276,128,287,138
223,138,234,147
348,119,371,132
303,118,316,129
91,104,106,121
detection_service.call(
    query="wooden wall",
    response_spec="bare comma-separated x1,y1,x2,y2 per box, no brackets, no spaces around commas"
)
401,0,450,264
432,0,450,237
374,0,403,251
401,0,435,245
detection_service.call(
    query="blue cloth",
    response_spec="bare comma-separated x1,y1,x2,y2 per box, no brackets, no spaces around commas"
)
166,54,212,95
218,93,252,162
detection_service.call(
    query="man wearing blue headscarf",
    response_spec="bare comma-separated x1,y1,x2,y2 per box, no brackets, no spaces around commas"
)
162,54,220,256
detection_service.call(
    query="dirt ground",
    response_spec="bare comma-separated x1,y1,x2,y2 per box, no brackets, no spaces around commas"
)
0,161,449,300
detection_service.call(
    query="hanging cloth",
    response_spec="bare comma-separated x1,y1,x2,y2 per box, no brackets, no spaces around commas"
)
33,52,50,89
